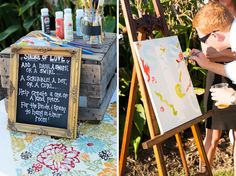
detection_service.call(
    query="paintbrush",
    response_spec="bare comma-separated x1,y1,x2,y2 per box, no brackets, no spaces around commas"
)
184,51,202,60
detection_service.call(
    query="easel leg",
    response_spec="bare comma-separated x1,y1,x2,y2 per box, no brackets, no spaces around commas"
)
153,144,168,176
191,124,213,176
139,77,167,175
175,133,189,175
119,66,138,176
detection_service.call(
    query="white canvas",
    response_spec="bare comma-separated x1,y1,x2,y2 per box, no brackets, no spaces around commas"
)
133,36,202,133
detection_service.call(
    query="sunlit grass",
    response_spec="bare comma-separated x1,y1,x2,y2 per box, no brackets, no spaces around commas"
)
213,169,234,176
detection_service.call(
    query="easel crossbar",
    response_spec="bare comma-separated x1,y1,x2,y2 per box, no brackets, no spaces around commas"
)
142,110,213,149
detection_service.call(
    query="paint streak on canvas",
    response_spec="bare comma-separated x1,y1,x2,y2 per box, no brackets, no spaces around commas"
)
160,47,166,54
176,52,184,63
175,83,186,98
155,92,178,116
186,79,192,93
141,58,151,82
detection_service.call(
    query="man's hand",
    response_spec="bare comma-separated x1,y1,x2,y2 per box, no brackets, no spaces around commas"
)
190,49,212,69
210,87,235,106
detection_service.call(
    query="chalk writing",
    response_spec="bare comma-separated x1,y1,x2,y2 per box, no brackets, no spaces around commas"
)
16,54,71,128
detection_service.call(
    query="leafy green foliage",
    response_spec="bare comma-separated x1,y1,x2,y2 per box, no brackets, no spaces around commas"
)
0,0,116,50
0,25,20,41
119,0,207,158
104,16,116,32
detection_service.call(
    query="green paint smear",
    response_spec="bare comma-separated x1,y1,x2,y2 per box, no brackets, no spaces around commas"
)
155,92,178,116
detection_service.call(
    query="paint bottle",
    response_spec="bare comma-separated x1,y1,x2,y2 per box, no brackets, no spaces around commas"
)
64,8,73,41
41,8,50,34
76,9,83,37
55,11,64,39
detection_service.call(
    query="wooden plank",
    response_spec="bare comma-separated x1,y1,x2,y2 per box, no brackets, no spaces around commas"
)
80,64,101,84
0,48,11,89
79,73,116,120
101,39,117,72
79,72,117,108
1,75,10,88
80,39,116,84
0,57,10,75
142,111,213,149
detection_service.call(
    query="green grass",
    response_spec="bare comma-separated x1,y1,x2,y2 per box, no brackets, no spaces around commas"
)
213,169,234,176
169,168,234,176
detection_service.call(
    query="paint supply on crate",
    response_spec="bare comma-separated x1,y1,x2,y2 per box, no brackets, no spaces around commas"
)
76,9,84,37
41,8,50,34
81,1,105,44
55,11,64,39
30,32,94,54
64,8,73,41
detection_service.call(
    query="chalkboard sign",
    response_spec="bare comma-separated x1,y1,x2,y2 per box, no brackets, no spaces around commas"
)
8,46,81,139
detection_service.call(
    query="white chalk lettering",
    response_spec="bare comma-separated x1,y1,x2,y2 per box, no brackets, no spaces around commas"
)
23,54,41,61
39,68,55,75
58,78,67,85
54,105,66,113
50,56,65,63
18,88,29,97
20,75,25,82
26,68,32,73
47,97,59,103
41,82,54,89
35,116,47,123
21,102,29,108
25,109,31,115
21,62,31,68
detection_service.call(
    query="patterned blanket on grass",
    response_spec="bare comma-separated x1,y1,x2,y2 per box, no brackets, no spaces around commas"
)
10,104,117,176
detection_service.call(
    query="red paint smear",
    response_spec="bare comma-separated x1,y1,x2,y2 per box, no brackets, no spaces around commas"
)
141,58,150,82
176,52,184,63
160,106,164,112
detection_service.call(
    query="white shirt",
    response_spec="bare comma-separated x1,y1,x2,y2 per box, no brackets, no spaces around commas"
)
225,19,236,84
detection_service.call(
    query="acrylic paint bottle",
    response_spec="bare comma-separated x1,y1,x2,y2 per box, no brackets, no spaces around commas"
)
41,8,50,34
76,9,83,37
55,11,64,39
64,8,73,41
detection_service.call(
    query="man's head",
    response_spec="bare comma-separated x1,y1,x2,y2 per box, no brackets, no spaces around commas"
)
193,1,234,51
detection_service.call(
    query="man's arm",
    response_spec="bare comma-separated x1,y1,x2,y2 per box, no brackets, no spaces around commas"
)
201,43,235,62
190,48,227,76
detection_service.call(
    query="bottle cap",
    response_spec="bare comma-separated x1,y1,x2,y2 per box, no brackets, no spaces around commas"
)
41,8,49,16
64,8,72,14
55,11,63,19
76,9,83,17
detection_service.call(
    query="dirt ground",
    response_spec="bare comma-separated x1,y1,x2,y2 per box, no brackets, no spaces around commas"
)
124,128,234,176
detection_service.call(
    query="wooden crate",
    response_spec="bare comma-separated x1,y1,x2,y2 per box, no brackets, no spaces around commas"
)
79,73,117,121
0,48,10,100
0,47,11,89
0,32,117,121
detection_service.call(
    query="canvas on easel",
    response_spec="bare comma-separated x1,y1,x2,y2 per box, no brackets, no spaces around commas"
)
133,36,202,133
119,0,213,175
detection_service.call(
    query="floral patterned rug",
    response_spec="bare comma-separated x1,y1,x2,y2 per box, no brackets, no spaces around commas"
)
10,103,117,176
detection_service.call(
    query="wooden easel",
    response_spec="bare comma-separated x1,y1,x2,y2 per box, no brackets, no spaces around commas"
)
119,0,213,175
